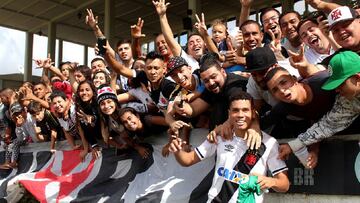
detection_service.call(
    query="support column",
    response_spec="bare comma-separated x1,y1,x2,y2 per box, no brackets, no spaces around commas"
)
281,0,294,12
84,45,88,66
104,0,115,47
58,39,63,65
47,22,56,62
256,10,259,23
24,32,33,82
304,1,309,16
188,0,201,33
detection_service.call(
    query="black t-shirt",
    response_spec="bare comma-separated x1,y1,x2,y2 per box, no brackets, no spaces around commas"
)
200,73,248,130
78,102,102,146
37,110,63,141
261,70,336,129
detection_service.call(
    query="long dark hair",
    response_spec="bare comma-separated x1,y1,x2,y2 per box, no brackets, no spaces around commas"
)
75,80,98,118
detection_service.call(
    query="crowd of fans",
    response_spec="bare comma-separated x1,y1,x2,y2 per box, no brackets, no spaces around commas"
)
1,0,360,202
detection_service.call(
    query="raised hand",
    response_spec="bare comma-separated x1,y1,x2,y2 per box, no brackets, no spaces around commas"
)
240,0,253,7
131,17,146,39
235,30,244,52
85,8,99,30
194,13,208,37
288,45,309,70
152,0,170,16
207,130,218,144
21,86,35,101
76,109,95,127
34,53,53,69
305,0,322,9
268,28,282,53
316,16,329,36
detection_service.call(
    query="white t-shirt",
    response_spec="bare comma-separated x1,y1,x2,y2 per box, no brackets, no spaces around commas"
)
57,105,77,137
246,59,300,107
180,49,199,72
16,113,38,142
304,48,335,65
282,39,301,54
195,132,287,203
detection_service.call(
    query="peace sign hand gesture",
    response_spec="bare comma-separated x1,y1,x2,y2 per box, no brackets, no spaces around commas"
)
85,8,99,30
268,28,282,54
77,109,95,127
288,44,309,70
194,13,208,37
34,53,54,69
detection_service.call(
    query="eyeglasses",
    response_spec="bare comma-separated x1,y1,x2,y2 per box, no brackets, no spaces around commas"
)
263,16,279,25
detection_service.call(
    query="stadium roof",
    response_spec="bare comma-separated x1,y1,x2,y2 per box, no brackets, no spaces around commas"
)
0,0,285,46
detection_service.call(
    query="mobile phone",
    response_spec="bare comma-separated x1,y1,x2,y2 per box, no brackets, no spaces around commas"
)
97,37,107,56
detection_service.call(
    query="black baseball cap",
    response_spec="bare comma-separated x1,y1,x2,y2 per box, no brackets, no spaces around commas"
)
245,46,277,72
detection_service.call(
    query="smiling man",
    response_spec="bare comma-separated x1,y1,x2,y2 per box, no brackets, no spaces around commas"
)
105,50,176,123
240,20,264,52
298,16,335,64
172,53,247,131
328,6,360,53
279,11,303,53
169,91,289,203
153,0,202,71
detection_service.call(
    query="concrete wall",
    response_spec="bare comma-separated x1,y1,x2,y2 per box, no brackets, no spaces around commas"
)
267,193,360,203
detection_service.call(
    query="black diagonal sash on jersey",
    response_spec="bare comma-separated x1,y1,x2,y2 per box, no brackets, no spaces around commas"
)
211,143,266,203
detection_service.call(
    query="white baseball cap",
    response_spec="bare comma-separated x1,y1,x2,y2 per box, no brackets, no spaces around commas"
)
328,6,358,30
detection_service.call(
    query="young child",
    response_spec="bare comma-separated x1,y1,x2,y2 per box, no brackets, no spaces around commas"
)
169,92,289,203
211,19,228,52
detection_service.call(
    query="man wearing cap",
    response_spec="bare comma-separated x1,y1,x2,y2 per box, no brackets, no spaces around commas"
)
163,56,205,155
328,6,360,53
0,102,37,169
306,1,360,53
245,46,300,111
165,56,204,130
279,50,360,160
